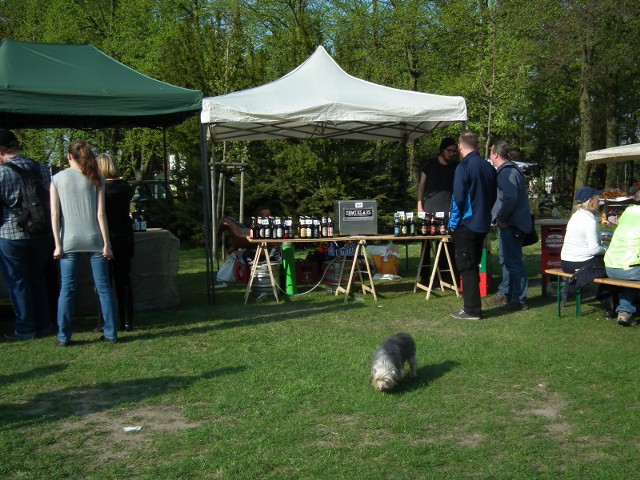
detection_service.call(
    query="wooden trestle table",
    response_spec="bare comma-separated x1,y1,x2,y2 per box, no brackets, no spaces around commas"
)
243,234,459,304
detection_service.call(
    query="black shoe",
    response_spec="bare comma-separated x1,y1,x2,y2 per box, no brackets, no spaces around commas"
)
99,335,117,343
604,309,616,319
601,297,616,312
450,309,482,320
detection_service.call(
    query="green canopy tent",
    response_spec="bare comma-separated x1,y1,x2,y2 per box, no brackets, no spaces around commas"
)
0,38,202,129
0,37,205,301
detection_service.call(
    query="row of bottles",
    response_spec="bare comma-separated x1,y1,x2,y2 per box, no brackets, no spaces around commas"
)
132,207,147,232
298,216,334,239
248,215,335,239
393,211,448,237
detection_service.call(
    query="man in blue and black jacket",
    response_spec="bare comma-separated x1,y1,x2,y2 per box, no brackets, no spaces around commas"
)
448,132,497,320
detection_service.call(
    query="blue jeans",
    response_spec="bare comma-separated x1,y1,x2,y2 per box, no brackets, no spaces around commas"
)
57,252,118,343
605,266,640,315
0,237,52,339
497,226,528,303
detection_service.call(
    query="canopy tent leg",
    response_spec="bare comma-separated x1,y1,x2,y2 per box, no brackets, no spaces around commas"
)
200,123,215,305
210,138,218,269
163,127,168,193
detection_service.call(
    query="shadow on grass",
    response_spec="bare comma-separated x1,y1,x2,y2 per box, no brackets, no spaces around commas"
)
394,360,460,393
0,363,69,386
480,292,559,319
130,297,366,342
0,366,245,428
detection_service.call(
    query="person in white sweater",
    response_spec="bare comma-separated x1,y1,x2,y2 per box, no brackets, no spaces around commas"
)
561,186,616,317
561,187,606,270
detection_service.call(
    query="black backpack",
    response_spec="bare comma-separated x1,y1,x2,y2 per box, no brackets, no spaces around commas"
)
3,161,52,236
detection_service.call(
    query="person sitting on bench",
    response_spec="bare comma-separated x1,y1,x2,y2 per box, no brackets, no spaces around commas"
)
604,204,640,327
561,187,616,318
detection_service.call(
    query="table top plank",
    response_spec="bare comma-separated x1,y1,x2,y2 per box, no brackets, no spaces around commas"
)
245,234,450,244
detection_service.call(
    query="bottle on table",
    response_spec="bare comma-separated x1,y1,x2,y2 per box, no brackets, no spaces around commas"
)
429,213,437,235
437,212,447,235
420,214,428,235
305,217,312,238
249,216,258,239
299,216,306,238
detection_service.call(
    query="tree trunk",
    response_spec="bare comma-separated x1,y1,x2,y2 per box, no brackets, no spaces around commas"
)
604,75,625,189
575,40,594,192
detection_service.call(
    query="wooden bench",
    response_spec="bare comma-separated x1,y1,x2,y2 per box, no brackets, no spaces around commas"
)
544,268,640,317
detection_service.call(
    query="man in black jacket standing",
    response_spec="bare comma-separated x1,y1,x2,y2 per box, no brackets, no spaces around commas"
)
448,132,497,320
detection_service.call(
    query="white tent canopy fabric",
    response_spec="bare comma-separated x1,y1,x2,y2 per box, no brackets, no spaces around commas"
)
585,143,640,164
200,46,467,142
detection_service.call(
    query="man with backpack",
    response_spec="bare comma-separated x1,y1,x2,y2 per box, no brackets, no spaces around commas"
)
0,129,53,340
486,140,532,312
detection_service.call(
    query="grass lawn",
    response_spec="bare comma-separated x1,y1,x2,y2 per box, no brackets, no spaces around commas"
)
1,240,639,479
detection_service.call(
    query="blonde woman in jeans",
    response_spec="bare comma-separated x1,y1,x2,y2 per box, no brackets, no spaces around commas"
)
51,141,118,346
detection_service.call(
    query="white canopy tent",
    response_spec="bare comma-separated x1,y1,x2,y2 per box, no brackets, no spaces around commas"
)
585,143,640,164
198,46,468,301
200,46,467,142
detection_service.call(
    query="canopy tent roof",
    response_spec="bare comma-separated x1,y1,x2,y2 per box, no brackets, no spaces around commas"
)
0,38,202,129
201,46,467,142
585,143,640,164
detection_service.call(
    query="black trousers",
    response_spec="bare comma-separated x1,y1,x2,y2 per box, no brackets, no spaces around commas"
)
452,225,486,316
110,236,134,329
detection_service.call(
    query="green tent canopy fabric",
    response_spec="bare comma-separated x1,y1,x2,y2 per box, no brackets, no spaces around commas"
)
0,38,202,129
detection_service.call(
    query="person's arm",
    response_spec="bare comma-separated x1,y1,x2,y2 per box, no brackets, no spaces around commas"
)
448,167,466,231
584,217,606,256
50,183,63,260
417,171,427,213
96,187,114,259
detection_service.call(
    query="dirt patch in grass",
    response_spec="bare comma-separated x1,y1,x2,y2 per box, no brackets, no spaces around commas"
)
517,382,570,439
51,404,202,462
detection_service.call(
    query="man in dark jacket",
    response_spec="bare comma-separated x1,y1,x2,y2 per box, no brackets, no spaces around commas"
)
0,129,53,339
448,132,497,320
486,141,532,311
